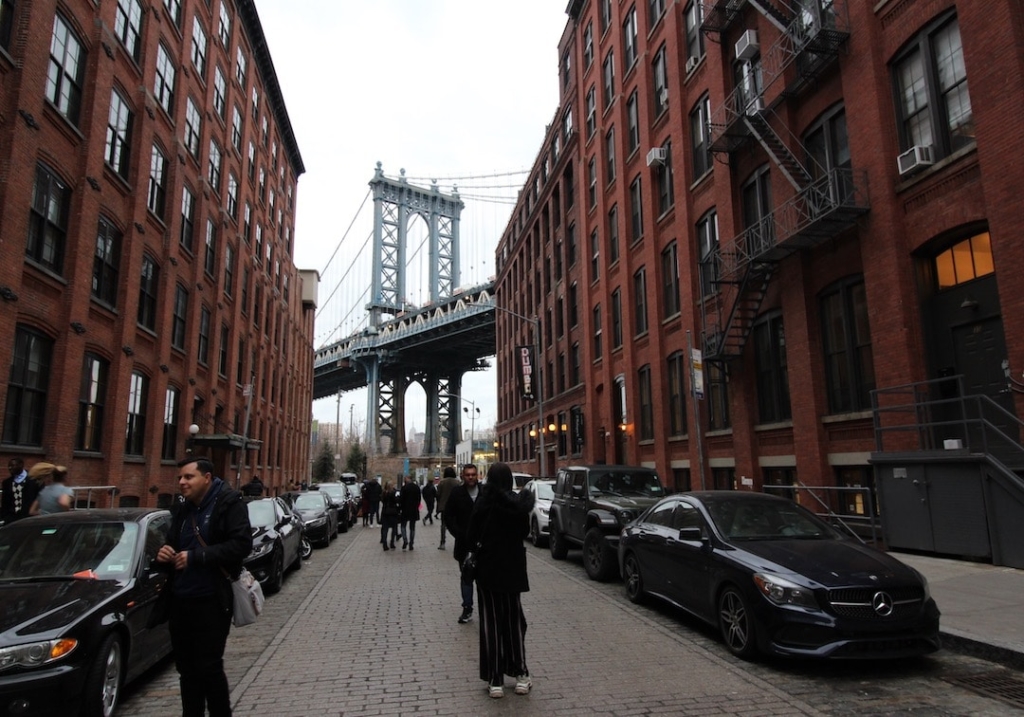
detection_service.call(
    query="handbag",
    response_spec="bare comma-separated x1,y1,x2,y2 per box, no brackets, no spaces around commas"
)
461,547,480,582
193,516,264,627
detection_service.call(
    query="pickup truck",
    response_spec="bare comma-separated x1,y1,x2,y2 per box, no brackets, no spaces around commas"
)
548,464,665,581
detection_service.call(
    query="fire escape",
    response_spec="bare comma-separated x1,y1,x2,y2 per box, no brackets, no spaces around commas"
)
698,0,870,361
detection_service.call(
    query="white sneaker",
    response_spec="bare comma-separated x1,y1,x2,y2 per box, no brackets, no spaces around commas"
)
489,684,504,699
514,675,532,695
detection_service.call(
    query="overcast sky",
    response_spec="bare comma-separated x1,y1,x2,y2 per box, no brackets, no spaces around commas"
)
255,1,569,438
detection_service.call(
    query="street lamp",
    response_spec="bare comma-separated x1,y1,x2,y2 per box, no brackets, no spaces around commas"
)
441,393,480,457
186,423,199,454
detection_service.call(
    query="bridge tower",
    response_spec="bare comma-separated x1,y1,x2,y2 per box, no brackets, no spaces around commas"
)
362,163,466,456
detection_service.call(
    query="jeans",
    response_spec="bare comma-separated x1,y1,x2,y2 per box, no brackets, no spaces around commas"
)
400,519,416,546
461,576,474,609
380,515,398,546
169,595,232,717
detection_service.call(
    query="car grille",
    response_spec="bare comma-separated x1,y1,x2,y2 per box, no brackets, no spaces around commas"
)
827,585,925,619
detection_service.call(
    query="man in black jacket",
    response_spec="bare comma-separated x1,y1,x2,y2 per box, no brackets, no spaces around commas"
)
443,463,480,623
157,457,251,717
398,474,422,550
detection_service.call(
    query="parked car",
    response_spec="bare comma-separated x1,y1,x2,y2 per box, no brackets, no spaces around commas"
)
244,497,303,593
512,472,534,493
618,491,942,660
347,481,363,519
315,484,352,532
523,479,555,547
283,491,338,547
548,465,666,581
0,508,173,717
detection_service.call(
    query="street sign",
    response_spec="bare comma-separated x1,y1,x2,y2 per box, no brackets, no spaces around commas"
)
691,348,704,400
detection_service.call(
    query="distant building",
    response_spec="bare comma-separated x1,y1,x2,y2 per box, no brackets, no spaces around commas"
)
0,1,315,503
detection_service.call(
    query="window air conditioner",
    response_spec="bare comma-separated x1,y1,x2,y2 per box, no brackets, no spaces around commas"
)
897,145,935,176
735,29,759,61
686,56,699,74
658,88,669,106
745,96,765,114
646,147,667,167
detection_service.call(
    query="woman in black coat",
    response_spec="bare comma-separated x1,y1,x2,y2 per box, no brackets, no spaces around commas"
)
465,462,535,698
379,481,400,550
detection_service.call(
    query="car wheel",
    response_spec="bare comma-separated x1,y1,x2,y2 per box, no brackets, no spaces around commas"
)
300,537,312,560
623,551,646,604
718,586,758,660
530,517,544,547
549,526,568,560
583,527,617,581
266,547,285,594
82,633,122,717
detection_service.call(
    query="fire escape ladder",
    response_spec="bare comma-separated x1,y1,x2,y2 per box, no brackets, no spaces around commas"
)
747,0,795,33
700,0,746,36
743,109,815,191
705,260,776,361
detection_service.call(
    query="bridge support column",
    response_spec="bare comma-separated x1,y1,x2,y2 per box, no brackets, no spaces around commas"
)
423,372,464,456
379,375,408,455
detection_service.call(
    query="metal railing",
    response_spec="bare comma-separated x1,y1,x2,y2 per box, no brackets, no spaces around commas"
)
71,485,119,509
763,481,879,545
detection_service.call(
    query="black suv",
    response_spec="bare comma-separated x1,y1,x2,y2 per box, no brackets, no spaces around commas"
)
548,465,666,581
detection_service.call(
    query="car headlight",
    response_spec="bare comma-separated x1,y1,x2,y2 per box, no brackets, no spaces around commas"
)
249,540,274,558
539,506,549,517
753,572,820,610
0,639,78,671
615,509,634,526
306,517,326,527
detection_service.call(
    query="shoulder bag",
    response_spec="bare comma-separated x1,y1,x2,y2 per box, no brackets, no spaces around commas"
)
193,516,264,627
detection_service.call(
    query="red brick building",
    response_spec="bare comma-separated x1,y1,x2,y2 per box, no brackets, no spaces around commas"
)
495,0,1023,514
0,0,315,505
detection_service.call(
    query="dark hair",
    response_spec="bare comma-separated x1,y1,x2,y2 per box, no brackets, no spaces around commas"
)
461,463,478,474
443,466,456,478
485,462,513,493
178,457,214,476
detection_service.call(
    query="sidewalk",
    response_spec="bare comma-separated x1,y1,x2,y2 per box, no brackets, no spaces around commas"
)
892,551,1024,668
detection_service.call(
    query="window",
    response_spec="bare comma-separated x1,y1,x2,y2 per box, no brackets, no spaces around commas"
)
198,306,211,365
707,363,730,430
697,209,719,297
236,46,247,86
563,107,573,140
585,87,596,138
627,90,639,154
219,324,230,376
227,173,239,219
208,140,222,192
805,105,852,199
623,6,638,69
27,163,70,274
184,98,201,158
191,17,207,78
213,65,226,118
562,49,571,90
605,127,616,183
602,50,615,109
893,14,973,160
583,22,593,68
147,144,167,218
667,351,687,436
653,45,668,116
172,285,188,350
638,365,654,440
115,0,142,61
569,282,579,326
690,94,712,178
661,242,680,317
600,0,612,34
237,338,246,383
649,0,666,23
224,243,235,297
3,327,52,446
685,0,705,62
593,305,603,359
164,0,182,27
231,105,243,151
588,157,598,208
77,353,108,452
180,186,195,252
161,387,179,460
47,14,86,125
753,312,791,423
255,224,263,263
820,276,875,413
204,219,217,275
629,175,643,242
138,255,159,330
105,90,133,179
218,0,231,46
258,166,266,198
92,217,121,307
125,371,148,456
633,267,648,335
261,115,268,147
590,229,600,279
611,288,623,349
607,204,620,264
243,202,252,244
251,86,259,120
154,44,176,114
655,141,674,215
240,266,249,314
247,141,256,180
934,231,994,289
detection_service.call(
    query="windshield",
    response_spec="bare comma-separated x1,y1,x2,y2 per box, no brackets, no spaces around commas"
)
319,485,344,500
706,498,839,541
589,471,664,497
247,501,276,528
294,493,324,511
0,521,139,581
535,483,554,501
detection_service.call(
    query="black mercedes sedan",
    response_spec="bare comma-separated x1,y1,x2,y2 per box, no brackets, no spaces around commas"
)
283,491,338,548
0,509,173,717
244,497,303,593
618,491,941,660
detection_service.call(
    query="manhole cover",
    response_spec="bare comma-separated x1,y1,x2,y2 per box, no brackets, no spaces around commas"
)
944,670,1024,710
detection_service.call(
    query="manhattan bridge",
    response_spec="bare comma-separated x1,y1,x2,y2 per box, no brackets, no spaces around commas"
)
312,163,522,457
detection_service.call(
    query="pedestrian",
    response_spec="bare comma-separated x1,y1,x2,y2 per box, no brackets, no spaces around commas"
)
28,463,73,515
241,475,264,496
360,482,372,527
443,463,481,623
365,476,382,525
399,474,422,550
379,480,400,550
465,462,535,698
155,457,251,717
1,457,41,525
421,477,437,525
436,466,459,550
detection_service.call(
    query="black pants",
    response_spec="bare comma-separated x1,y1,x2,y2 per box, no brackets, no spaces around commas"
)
423,503,435,524
169,594,232,716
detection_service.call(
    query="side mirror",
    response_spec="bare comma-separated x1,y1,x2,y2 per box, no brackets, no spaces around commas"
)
571,484,585,499
678,527,703,542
